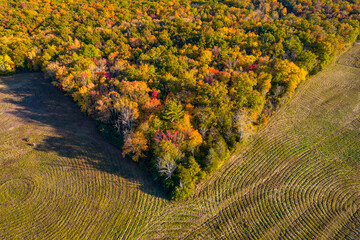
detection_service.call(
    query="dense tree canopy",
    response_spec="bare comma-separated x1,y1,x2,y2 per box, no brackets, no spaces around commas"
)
1,0,359,200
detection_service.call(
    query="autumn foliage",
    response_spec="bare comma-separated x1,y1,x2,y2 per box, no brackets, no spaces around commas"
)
1,0,359,200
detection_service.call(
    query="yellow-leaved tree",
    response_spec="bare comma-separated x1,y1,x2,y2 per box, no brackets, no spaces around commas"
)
0,55,15,75
123,131,148,162
273,59,308,97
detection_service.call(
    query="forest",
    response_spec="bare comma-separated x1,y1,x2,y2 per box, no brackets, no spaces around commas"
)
0,0,359,200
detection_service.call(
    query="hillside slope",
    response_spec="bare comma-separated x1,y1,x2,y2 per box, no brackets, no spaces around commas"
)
0,44,359,239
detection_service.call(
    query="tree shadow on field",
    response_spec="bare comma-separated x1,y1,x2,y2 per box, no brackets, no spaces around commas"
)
0,73,167,200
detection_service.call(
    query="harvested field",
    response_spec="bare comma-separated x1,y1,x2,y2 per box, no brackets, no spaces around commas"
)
1,44,359,239
338,41,360,68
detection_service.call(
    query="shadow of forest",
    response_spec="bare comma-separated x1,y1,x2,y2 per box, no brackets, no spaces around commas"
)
0,73,167,199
